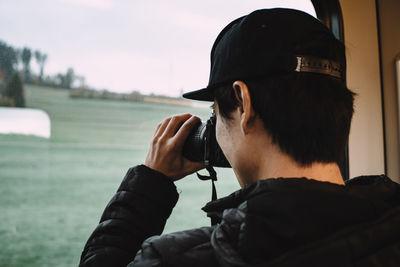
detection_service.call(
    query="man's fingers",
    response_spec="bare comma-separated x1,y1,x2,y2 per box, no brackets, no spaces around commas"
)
153,122,162,137
160,113,192,139
146,114,203,181
154,117,171,139
173,115,201,146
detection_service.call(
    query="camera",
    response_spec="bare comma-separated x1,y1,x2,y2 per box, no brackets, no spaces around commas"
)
182,115,230,167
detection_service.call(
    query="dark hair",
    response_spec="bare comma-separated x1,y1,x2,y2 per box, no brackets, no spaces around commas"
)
214,73,355,166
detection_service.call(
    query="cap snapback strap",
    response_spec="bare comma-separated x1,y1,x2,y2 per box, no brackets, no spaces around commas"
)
295,56,342,79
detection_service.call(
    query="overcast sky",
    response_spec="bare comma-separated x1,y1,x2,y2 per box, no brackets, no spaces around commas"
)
0,0,315,97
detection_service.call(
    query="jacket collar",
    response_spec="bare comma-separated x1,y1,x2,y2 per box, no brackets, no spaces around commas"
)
202,175,399,214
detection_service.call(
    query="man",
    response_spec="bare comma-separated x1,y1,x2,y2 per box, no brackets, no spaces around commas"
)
80,9,400,266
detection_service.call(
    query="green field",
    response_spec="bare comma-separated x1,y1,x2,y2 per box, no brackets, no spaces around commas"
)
0,85,238,267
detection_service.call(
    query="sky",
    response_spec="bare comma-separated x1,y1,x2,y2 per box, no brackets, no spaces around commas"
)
0,0,316,97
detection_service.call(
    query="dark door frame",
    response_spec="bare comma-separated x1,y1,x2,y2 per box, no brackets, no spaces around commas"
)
312,0,345,41
311,0,349,181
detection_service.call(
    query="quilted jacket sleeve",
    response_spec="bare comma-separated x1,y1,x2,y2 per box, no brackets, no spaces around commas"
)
79,165,179,267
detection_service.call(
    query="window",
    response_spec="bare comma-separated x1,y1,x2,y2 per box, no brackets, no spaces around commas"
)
0,1,315,265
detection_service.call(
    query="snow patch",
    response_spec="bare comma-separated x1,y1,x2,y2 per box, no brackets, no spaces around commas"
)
0,107,51,138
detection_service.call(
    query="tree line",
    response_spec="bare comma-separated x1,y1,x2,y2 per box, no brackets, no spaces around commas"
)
0,40,83,107
0,39,183,107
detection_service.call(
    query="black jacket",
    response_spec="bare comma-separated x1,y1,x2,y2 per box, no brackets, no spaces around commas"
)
80,165,400,266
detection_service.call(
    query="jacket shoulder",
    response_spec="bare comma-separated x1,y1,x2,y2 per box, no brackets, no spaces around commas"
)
129,226,219,267
264,206,400,267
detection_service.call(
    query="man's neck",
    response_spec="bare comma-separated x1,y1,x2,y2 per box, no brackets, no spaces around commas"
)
265,159,345,185
237,143,345,186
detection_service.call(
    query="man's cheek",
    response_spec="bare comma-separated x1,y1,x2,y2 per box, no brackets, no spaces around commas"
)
215,117,229,158
215,119,221,148
215,119,225,151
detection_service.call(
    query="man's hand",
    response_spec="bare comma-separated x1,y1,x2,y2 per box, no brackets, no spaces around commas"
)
145,113,205,181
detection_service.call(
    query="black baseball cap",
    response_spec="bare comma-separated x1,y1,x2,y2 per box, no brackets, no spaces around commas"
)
182,8,345,101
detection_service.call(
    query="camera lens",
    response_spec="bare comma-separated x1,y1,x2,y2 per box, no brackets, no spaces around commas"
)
182,117,230,167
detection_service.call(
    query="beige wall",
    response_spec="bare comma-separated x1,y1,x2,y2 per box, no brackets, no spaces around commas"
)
340,0,385,177
377,0,400,182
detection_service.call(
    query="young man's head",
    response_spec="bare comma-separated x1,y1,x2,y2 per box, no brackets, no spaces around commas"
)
214,72,354,167
183,9,354,182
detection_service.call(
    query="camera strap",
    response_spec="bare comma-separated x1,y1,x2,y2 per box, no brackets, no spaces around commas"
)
196,166,217,200
196,166,218,225
196,116,219,225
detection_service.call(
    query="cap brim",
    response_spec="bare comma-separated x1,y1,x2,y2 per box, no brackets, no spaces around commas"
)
182,87,214,101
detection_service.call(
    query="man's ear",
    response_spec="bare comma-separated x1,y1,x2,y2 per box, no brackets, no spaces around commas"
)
232,81,255,134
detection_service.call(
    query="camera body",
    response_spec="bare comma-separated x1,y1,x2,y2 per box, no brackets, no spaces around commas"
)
182,116,230,168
